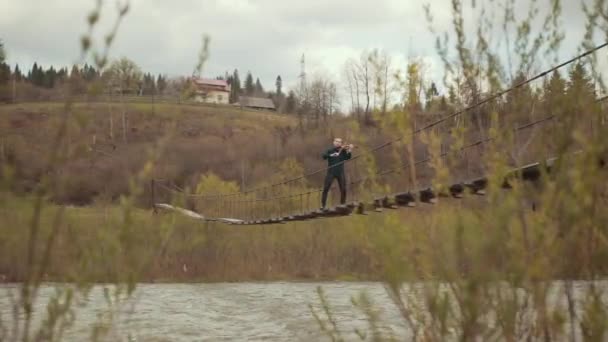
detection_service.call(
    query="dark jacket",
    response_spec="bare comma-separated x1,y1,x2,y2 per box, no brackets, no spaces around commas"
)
322,146,352,175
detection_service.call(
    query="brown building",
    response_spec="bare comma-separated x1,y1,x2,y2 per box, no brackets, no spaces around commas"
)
234,96,276,111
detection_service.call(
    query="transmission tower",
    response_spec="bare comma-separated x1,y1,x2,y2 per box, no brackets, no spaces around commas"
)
299,54,306,94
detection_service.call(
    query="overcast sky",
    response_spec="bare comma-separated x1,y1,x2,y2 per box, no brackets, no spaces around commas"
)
0,0,602,95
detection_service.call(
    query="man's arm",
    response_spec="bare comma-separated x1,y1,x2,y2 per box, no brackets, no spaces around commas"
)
322,148,330,160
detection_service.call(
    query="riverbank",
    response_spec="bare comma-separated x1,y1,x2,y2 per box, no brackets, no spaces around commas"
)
0,194,386,283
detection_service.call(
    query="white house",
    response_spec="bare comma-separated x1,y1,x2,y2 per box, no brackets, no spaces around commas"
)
192,78,231,104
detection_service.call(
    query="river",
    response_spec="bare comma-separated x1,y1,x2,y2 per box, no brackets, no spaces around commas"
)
1,282,410,341
1,281,605,341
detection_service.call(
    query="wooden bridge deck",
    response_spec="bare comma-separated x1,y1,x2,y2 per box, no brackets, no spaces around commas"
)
155,156,567,226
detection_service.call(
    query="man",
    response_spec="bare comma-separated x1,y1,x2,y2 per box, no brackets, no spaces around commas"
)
321,138,353,209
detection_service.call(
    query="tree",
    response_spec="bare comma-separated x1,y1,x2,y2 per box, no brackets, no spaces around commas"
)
503,72,536,126
368,49,392,115
141,73,156,96
14,64,22,82
0,40,8,101
30,63,45,87
542,71,565,108
0,40,11,84
255,78,264,96
191,35,210,78
425,82,439,110
343,58,362,119
82,64,98,82
244,72,254,96
156,74,167,95
0,40,5,64
69,65,86,94
567,63,595,99
341,50,374,123
42,66,58,88
405,59,423,113
229,69,241,103
106,57,143,143
359,51,372,122
540,70,566,128
307,75,340,124
275,75,282,96
106,57,143,95
565,63,597,120
285,90,297,114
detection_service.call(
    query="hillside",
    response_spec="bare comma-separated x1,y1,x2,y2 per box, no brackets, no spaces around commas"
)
0,101,309,205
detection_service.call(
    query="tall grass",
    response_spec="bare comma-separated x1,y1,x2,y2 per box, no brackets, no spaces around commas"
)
0,2,188,341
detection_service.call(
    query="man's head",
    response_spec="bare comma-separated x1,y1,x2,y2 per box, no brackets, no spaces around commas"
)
333,138,343,148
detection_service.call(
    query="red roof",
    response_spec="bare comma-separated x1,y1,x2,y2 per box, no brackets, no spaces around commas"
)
193,78,229,87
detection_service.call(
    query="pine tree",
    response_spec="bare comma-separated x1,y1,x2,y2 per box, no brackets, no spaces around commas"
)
0,41,8,85
567,63,595,99
244,71,254,96
36,64,46,87
30,63,39,85
425,82,439,111
255,78,264,95
141,73,156,95
439,95,449,112
14,64,22,82
275,75,282,96
566,63,596,118
285,90,297,114
230,69,241,103
57,67,68,83
448,85,458,107
0,40,5,64
82,64,98,82
542,71,566,115
70,65,80,79
0,63,9,85
157,74,167,95
69,64,85,94
44,66,57,88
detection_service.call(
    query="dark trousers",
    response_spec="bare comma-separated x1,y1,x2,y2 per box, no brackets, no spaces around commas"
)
321,171,346,208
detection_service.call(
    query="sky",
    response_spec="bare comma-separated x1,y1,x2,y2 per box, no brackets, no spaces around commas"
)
0,0,604,98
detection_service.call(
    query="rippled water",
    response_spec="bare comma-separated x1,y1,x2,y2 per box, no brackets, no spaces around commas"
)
1,282,410,341
2,281,606,341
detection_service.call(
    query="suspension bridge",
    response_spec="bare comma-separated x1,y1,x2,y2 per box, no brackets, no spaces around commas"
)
152,43,608,225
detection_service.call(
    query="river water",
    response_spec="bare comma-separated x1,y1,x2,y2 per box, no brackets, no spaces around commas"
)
1,281,605,341
1,282,410,341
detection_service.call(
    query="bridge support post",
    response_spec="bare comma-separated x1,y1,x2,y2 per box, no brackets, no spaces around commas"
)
151,179,158,214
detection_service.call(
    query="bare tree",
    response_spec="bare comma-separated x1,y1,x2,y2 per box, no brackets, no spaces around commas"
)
105,57,142,143
369,49,392,116
343,58,362,120
343,62,356,116
306,74,341,125
358,51,372,123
